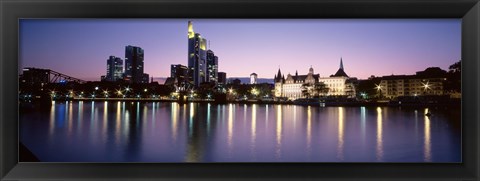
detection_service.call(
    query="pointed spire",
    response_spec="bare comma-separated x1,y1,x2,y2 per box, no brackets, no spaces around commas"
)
295,70,298,76
340,57,344,70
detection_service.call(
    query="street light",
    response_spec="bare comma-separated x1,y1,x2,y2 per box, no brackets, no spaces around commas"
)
251,87,259,96
422,82,431,95
422,82,430,90
116,89,123,96
103,90,109,98
375,84,382,98
95,86,99,91
361,92,367,99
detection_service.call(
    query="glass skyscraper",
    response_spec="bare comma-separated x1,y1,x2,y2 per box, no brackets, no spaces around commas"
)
106,56,123,81
188,21,207,87
206,49,218,84
124,45,145,83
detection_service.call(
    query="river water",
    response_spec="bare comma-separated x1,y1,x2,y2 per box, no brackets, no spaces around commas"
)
19,101,461,162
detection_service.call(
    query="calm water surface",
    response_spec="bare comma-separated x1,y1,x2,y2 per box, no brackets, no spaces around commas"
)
20,101,461,162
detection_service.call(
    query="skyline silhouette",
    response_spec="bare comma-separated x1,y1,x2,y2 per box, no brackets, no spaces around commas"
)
20,19,460,81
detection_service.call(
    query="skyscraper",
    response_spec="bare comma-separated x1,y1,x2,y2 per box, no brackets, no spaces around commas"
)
206,49,218,84
124,45,145,83
188,21,208,87
106,56,123,81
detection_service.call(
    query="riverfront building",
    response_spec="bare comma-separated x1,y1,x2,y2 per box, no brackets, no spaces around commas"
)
378,67,447,99
124,45,146,83
206,50,219,84
274,58,357,100
170,64,189,90
105,56,123,82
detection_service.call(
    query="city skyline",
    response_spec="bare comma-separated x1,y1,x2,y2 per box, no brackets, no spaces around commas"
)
20,19,461,81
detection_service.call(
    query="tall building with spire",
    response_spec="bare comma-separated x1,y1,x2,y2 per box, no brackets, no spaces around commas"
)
319,57,356,96
274,58,357,100
188,21,208,87
333,57,348,77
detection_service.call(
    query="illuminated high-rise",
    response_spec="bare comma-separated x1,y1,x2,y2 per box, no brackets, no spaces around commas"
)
188,21,208,87
124,45,145,83
105,56,123,81
206,49,218,84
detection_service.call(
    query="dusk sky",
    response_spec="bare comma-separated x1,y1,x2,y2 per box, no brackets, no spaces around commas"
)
20,19,461,81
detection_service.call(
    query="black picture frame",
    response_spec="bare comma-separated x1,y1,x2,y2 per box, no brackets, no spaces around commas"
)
1,0,479,180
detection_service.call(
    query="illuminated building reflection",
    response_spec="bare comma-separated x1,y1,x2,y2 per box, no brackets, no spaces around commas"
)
67,101,73,135
293,105,297,130
142,103,148,127
77,101,83,133
337,107,344,161
307,106,312,154
276,105,282,159
207,103,211,135
171,102,178,141
189,102,194,137
360,107,366,141
228,104,234,151
115,101,121,144
49,101,55,138
376,107,384,161
103,101,108,139
151,102,156,128
251,104,257,153
424,108,431,162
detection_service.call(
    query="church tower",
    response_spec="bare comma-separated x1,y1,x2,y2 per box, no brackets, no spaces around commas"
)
274,68,284,98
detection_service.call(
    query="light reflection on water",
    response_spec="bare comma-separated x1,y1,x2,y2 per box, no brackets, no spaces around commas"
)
20,101,460,162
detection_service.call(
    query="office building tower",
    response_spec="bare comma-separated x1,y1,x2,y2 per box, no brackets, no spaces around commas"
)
171,64,189,88
218,72,227,85
125,45,145,83
250,73,258,84
106,56,123,81
206,50,218,84
188,21,208,87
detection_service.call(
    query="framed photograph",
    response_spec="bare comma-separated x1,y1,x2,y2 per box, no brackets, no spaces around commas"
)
1,0,479,180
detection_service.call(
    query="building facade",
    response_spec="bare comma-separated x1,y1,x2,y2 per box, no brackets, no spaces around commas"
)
378,67,447,99
105,56,123,82
188,21,208,87
218,72,227,85
124,45,145,83
170,64,189,90
274,58,356,100
206,50,218,84
250,73,258,84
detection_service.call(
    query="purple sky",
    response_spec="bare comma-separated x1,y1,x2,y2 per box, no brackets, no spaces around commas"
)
20,19,461,81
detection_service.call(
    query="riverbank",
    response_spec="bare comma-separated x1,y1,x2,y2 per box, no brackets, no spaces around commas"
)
20,97,461,108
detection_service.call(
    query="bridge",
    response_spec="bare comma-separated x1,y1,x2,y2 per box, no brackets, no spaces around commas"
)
21,67,87,84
